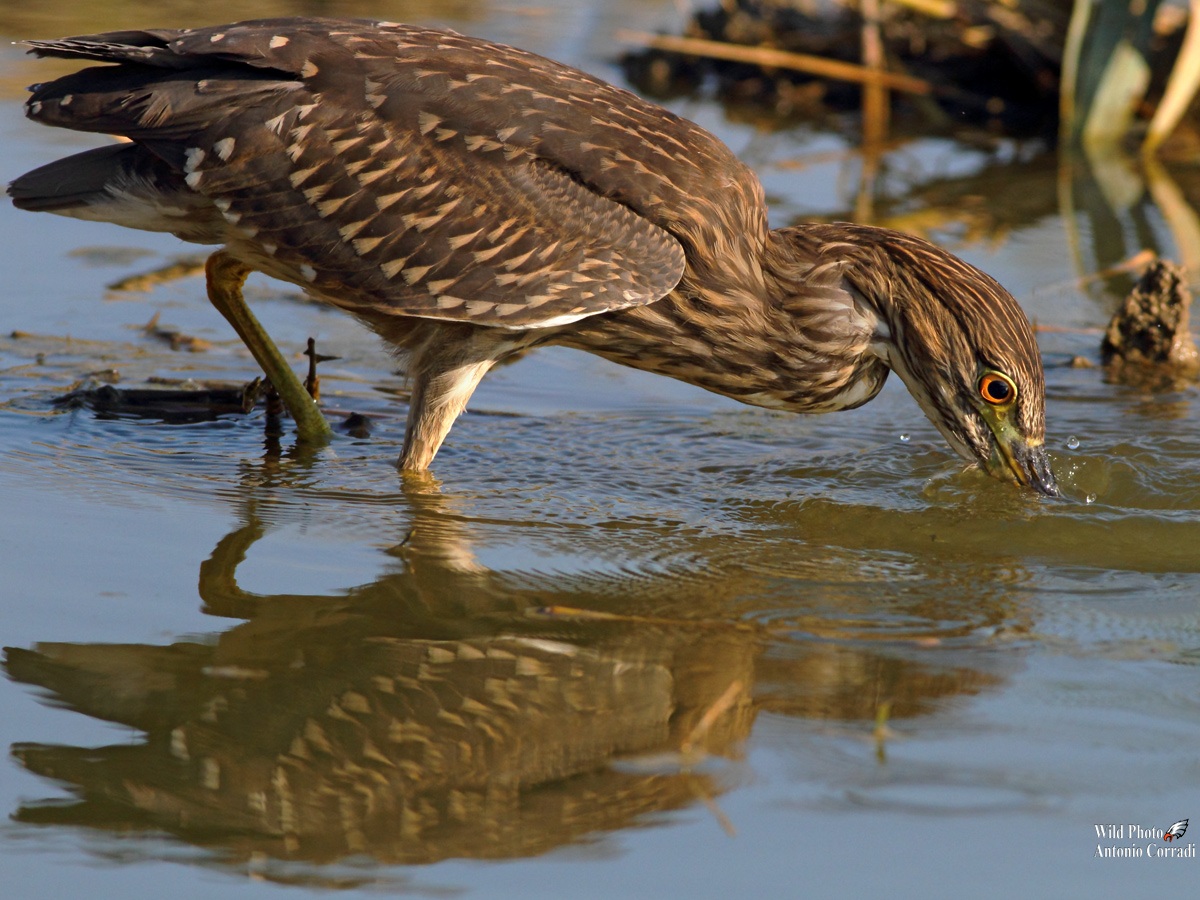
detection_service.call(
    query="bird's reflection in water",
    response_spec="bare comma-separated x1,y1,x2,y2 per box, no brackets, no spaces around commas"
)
5,475,1019,872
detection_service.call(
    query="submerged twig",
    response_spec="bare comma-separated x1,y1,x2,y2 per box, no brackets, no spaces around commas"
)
106,255,207,292
141,312,212,352
303,336,340,402
687,775,738,838
681,679,745,757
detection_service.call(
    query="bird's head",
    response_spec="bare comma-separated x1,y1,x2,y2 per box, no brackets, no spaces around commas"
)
788,224,1058,496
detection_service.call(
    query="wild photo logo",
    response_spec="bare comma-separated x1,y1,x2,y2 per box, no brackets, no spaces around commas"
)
1164,819,1188,842
1094,819,1195,859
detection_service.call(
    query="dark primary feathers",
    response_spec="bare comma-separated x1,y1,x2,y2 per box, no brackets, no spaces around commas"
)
11,17,1055,491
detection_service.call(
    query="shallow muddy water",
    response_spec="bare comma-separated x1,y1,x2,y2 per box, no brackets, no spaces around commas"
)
1,2,1199,897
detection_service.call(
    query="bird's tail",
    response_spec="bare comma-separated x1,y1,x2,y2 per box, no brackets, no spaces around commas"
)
18,30,186,66
8,143,218,240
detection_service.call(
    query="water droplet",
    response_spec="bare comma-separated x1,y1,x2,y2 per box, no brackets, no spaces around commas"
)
1066,436,1080,450
1085,493,1096,505
899,433,911,443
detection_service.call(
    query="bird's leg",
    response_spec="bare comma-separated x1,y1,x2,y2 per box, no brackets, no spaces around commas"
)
204,251,333,443
399,357,494,471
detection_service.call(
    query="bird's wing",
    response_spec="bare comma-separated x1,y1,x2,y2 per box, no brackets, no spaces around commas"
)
1167,819,1189,837
21,18,713,329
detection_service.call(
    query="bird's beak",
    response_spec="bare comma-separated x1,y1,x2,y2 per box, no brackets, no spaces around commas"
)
986,419,1058,496
998,438,1058,496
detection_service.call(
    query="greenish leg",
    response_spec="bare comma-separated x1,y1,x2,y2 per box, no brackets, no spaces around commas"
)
205,251,333,443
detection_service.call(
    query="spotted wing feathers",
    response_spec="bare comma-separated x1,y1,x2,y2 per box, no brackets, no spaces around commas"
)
16,18,695,328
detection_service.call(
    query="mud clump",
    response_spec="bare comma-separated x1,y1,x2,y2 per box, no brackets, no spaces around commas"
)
1101,259,1199,381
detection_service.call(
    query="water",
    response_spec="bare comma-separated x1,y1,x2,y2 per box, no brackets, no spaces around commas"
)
2,2,1199,897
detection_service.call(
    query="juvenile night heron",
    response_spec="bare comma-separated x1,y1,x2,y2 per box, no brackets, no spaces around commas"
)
9,17,1057,494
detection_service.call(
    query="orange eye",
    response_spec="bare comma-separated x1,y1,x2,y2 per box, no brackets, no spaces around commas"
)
979,372,1015,405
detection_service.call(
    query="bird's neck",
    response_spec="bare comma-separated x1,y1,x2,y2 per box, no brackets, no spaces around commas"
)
558,229,891,413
